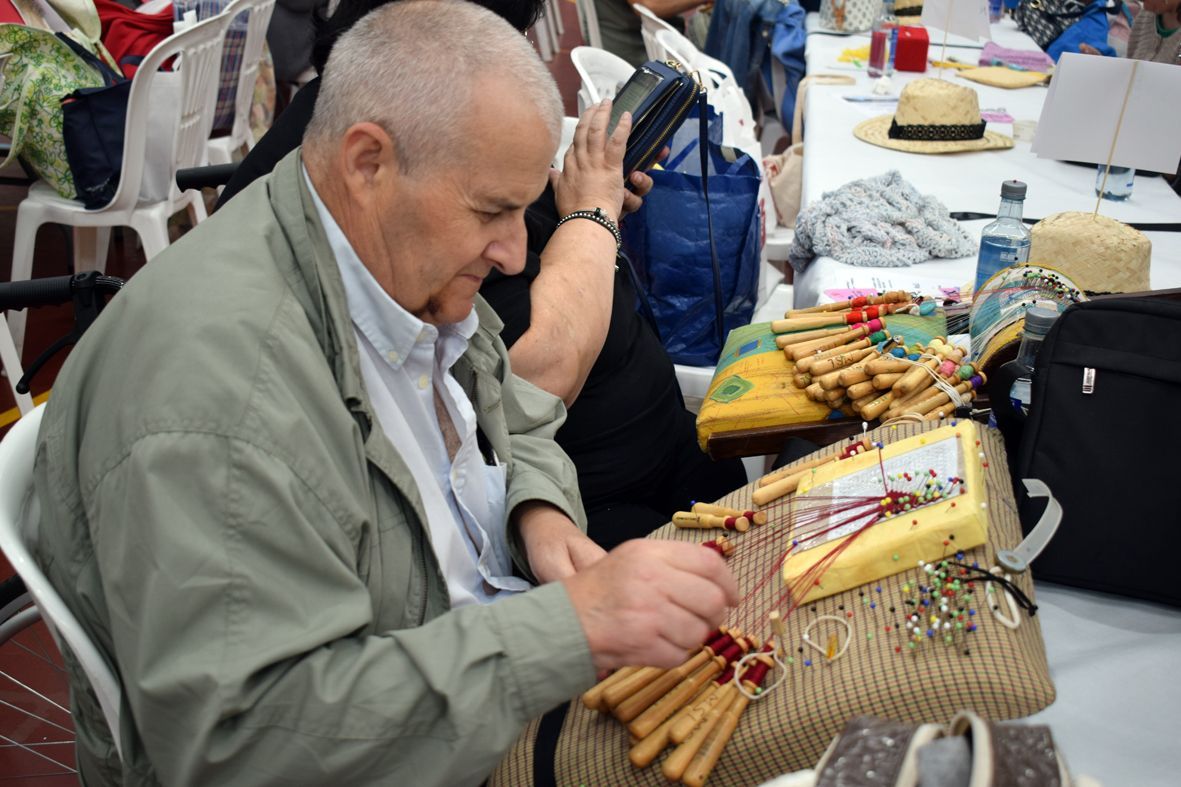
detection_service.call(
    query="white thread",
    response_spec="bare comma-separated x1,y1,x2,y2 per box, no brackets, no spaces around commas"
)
986,567,1022,630
801,614,852,662
732,649,788,701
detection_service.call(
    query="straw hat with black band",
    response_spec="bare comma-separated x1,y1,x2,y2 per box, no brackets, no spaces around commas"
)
854,78,1014,154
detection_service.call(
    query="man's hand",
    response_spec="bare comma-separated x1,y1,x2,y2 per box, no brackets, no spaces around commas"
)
553,98,630,221
562,540,739,672
516,502,606,584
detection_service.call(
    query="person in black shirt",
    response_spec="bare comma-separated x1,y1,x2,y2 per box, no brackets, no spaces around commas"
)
217,0,746,549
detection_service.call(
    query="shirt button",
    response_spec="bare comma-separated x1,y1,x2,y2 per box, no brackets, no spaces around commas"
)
387,350,399,363
418,374,429,390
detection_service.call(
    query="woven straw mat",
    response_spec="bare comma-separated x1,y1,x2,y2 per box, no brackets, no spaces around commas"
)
491,421,1055,787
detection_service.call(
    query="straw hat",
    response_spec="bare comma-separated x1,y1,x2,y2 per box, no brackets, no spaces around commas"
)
854,78,1014,154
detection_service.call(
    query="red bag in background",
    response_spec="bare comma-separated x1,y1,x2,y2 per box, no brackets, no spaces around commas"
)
94,0,172,77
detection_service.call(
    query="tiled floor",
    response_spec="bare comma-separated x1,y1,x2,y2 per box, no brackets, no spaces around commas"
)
0,6,584,781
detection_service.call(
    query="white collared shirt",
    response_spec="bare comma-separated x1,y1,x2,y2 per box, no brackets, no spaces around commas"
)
303,167,528,608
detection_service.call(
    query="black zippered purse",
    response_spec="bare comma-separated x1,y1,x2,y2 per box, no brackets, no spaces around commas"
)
607,59,701,177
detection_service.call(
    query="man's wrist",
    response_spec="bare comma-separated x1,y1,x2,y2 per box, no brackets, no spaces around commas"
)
555,207,622,252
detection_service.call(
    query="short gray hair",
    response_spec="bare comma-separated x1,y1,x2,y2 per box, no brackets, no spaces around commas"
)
305,0,562,172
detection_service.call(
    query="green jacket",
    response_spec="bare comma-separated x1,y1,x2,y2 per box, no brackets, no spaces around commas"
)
32,151,595,786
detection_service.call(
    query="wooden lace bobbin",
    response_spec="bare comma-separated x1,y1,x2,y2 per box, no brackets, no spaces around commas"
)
786,290,909,317
804,382,826,402
924,390,978,421
601,665,666,709
701,535,735,557
757,452,833,487
846,379,879,401
772,304,898,334
865,356,911,376
859,389,896,421
692,502,767,526
785,321,881,361
791,334,871,372
891,346,964,405
614,636,750,724
819,351,880,391
673,511,751,532
794,371,812,388
890,380,973,419
892,355,942,399
837,352,884,387
807,347,876,380
774,325,848,349
627,641,737,739
891,372,983,420
582,665,641,711
661,683,740,782
680,654,775,787
788,322,881,364
851,391,880,414
822,387,847,404
627,680,718,768
873,371,904,390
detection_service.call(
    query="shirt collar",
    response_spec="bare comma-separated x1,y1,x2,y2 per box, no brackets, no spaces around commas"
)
301,165,477,370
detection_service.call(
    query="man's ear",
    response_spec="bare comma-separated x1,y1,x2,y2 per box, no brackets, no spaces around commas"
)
338,121,400,207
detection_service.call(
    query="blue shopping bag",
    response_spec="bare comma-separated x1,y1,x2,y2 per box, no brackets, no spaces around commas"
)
621,104,761,367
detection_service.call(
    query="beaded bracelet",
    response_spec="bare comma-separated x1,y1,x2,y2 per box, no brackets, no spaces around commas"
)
555,207,622,252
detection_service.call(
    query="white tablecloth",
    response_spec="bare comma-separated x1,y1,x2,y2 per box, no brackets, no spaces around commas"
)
794,17,1181,308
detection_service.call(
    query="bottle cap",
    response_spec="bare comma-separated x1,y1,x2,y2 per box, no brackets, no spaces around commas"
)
1023,305,1058,336
1001,180,1027,200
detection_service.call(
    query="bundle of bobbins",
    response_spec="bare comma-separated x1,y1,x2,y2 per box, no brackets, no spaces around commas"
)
581,628,777,786
673,501,769,536
785,328,986,424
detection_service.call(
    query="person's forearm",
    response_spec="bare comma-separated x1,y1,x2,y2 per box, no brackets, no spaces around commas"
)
506,221,617,406
628,0,704,19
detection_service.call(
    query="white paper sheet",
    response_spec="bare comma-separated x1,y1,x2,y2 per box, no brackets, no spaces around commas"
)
1033,54,1181,175
921,0,992,43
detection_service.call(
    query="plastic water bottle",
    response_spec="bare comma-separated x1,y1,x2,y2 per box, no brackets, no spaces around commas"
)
989,0,1004,22
868,0,899,78
1009,306,1058,415
974,180,1031,295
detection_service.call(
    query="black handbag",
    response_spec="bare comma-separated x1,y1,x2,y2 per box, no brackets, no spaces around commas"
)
996,297,1181,606
57,34,129,210
1013,0,1089,49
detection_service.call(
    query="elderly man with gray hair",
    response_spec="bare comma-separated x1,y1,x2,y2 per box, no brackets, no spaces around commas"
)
31,1,738,785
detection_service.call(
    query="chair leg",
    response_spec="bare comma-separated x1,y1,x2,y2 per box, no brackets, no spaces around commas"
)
73,227,111,274
133,216,172,261
0,314,34,415
187,194,208,227
8,202,45,354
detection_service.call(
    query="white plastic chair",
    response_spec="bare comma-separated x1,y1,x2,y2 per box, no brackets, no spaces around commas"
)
574,0,603,50
205,0,277,166
0,404,124,760
570,45,633,114
8,15,228,352
633,3,679,61
552,117,580,170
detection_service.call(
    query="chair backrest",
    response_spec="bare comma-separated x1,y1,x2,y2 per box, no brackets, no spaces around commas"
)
653,27,759,157
0,405,124,760
221,0,277,148
574,0,603,49
633,3,679,61
108,13,229,212
569,46,633,114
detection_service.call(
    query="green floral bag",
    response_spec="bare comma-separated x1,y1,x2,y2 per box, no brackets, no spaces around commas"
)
0,24,107,199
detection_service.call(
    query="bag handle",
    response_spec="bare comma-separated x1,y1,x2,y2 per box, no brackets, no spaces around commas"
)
697,91,725,356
